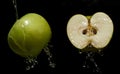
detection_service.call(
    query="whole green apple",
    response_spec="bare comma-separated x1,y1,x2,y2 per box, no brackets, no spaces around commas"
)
8,13,52,58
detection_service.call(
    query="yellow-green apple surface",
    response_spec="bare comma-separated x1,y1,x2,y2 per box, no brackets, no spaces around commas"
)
8,13,52,57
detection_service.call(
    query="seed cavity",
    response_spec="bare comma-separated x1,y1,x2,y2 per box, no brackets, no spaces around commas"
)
82,26,97,36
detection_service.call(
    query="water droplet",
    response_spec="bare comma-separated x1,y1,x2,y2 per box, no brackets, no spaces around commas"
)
44,46,56,68
24,56,38,70
49,62,56,68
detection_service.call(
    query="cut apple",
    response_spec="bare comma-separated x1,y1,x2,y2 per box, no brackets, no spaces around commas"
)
67,12,113,51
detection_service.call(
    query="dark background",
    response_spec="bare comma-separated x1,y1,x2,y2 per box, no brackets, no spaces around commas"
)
0,0,120,74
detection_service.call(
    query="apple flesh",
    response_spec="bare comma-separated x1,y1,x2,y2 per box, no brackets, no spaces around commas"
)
8,13,52,57
67,12,113,52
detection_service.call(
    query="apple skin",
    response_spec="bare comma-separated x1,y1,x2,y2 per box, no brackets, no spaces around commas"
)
8,13,52,57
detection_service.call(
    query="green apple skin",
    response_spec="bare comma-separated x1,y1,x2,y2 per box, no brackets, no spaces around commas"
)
8,13,52,58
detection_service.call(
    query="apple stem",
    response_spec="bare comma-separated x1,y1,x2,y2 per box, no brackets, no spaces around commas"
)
12,0,19,20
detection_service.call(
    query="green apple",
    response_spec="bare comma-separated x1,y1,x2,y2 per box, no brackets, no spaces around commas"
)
8,13,52,57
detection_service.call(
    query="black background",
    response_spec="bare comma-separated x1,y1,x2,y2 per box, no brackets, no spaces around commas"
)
0,0,120,74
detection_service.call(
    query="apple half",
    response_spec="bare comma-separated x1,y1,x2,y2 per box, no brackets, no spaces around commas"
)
67,12,114,52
